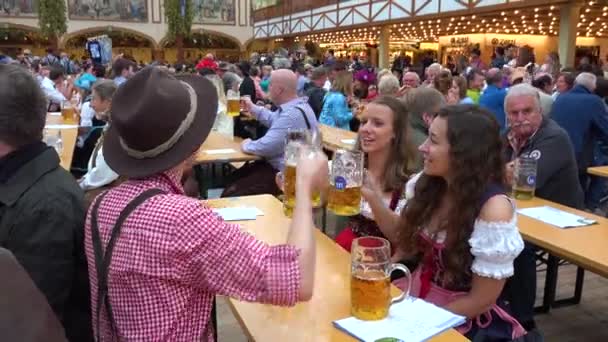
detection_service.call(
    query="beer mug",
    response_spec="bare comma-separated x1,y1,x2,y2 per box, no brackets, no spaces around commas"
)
282,129,322,217
61,100,77,124
227,90,241,117
327,149,363,216
351,237,411,320
512,155,537,200
43,128,63,156
240,95,251,115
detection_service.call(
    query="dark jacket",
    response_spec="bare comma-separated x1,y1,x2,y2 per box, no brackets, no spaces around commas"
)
0,148,92,341
304,82,326,119
239,75,257,104
550,84,608,171
504,118,584,208
0,247,67,342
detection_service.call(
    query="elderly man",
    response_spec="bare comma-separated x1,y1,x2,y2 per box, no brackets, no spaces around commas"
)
0,64,92,341
502,84,583,332
479,68,507,132
223,69,318,197
402,71,421,90
551,72,608,208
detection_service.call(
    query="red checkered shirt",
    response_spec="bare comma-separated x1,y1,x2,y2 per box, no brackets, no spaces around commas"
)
84,169,301,341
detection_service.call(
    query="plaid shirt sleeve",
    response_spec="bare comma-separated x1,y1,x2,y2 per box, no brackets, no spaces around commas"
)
171,200,301,306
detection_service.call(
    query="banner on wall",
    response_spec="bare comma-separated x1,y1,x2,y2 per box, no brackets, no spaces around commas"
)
86,36,113,66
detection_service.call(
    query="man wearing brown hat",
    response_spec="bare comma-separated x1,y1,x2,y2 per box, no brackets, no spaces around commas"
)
87,67,327,340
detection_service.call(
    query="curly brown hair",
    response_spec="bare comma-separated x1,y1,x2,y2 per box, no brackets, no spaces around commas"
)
399,104,506,288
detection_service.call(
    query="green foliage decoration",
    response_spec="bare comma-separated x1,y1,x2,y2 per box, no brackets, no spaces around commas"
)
164,0,195,39
37,0,67,40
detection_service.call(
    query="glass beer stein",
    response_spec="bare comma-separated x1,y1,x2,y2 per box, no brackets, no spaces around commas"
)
61,100,77,124
512,155,537,200
327,149,364,216
351,237,411,320
282,129,322,217
227,89,240,117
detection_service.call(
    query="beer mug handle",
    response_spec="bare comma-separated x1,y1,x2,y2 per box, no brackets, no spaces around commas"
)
389,263,411,304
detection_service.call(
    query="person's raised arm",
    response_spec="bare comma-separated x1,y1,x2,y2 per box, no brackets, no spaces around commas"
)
287,147,329,299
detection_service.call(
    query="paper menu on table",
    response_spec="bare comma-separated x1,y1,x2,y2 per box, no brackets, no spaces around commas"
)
213,207,264,221
517,206,597,228
204,148,237,154
333,298,466,342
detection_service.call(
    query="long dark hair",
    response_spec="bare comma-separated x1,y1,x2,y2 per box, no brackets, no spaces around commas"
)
355,96,416,192
399,105,506,287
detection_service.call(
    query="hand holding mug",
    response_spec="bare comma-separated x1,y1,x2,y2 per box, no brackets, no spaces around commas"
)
296,146,329,195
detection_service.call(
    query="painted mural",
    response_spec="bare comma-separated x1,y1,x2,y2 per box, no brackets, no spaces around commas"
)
68,0,148,22
193,0,235,25
0,0,38,17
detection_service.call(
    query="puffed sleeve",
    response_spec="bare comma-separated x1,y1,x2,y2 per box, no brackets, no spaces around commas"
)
468,215,524,279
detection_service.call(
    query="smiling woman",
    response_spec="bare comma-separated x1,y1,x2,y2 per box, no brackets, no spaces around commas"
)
334,96,416,252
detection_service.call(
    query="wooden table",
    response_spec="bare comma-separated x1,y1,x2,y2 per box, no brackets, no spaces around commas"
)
319,125,358,152
516,197,608,312
46,113,78,170
205,195,467,342
195,132,260,165
587,166,608,178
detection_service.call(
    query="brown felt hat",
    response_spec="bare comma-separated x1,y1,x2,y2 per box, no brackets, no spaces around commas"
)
104,66,218,178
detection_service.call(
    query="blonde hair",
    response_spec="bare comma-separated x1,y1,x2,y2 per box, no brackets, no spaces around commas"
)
331,70,353,96
377,68,392,81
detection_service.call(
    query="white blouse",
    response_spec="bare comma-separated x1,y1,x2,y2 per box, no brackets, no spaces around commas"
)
409,172,524,280
78,144,119,191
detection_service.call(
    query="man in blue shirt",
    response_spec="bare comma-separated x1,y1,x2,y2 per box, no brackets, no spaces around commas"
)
222,69,318,197
479,69,507,132
550,72,608,208
112,58,136,86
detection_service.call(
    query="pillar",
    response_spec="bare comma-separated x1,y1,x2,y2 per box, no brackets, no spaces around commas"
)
267,39,276,53
558,1,582,68
378,26,390,69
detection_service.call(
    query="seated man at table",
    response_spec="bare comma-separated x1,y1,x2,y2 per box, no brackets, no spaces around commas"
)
88,67,326,340
222,68,318,197
0,64,92,341
502,83,583,331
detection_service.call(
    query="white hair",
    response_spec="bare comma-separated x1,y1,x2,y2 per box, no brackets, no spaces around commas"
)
273,56,292,70
504,83,542,113
427,63,442,75
403,71,421,85
378,74,400,96
575,72,597,91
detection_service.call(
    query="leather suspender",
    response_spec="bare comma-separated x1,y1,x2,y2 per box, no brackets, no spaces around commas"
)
294,106,312,130
90,189,166,341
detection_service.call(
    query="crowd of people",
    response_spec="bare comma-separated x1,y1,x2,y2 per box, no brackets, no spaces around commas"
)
0,42,607,341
